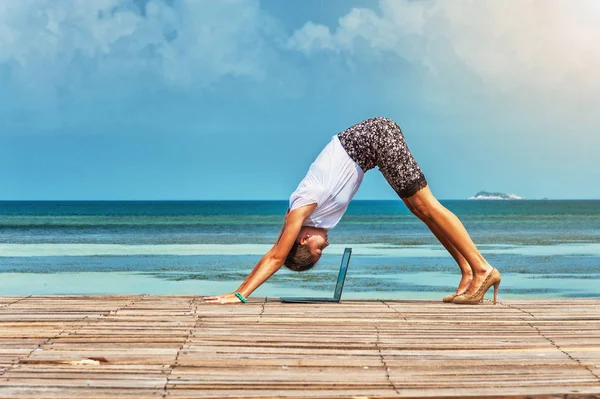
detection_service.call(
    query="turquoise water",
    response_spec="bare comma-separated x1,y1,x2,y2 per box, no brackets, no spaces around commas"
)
0,200,599,298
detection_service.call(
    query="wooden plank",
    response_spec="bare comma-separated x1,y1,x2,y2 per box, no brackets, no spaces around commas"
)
0,296,599,398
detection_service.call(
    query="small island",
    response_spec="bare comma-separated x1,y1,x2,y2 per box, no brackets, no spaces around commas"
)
468,191,524,200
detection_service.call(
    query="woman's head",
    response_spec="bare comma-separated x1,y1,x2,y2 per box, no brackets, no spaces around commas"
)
284,226,329,272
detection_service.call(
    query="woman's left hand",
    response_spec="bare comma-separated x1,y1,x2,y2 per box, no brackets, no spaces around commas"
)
202,292,244,304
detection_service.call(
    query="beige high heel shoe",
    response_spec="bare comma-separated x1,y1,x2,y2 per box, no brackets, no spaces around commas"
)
453,268,501,305
444,292,483,303
443,273,474,302
442,290,468,302
442,293,457,303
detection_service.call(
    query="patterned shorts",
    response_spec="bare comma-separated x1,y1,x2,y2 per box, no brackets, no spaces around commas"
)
337,117,428,198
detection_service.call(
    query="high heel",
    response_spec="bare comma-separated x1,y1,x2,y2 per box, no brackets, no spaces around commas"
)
442,294,457,303
443,274,474,303
453,268,501,305
442,289,468,303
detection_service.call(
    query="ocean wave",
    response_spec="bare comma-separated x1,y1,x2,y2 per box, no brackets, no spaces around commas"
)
1,243,599,257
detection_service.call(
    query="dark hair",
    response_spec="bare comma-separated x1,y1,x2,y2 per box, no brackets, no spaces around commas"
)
284,241,317,272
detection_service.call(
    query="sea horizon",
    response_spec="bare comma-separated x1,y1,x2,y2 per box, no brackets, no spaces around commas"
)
2,198,599,201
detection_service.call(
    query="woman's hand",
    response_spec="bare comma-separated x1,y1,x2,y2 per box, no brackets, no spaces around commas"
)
202,292,244,304
202,205,317,306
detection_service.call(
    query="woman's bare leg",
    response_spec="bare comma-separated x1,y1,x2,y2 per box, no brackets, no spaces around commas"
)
404,201,473,294
403,185,493,295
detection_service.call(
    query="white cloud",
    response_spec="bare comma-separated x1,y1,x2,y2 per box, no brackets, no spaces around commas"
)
2,0,599,136
0,0,296,134
287,21,336,54
0,0,281,92
288,0,600,100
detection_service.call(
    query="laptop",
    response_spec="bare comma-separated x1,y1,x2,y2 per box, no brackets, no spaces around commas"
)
280,247,352,303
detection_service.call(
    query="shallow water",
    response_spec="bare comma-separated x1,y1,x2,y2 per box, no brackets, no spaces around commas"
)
1,200,599,298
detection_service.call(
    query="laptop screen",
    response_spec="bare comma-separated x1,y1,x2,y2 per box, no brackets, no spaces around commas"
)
333,248,352,300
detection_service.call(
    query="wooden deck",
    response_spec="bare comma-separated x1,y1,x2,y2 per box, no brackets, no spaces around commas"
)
0,296,599,398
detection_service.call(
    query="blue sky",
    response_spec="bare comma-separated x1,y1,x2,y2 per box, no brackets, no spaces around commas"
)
1,0,599,200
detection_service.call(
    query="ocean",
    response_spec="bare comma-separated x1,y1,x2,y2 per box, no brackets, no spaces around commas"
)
0,200,599,299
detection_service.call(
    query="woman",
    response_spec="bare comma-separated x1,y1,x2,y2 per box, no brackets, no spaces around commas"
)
203,117,501,305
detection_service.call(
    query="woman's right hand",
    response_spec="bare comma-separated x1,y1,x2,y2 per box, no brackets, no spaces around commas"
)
202,292,244,304
202,205,317,306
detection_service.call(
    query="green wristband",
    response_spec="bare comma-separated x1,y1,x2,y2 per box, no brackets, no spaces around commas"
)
235,292,247,303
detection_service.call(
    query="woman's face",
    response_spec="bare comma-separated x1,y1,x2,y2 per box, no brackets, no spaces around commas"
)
300,228,329,262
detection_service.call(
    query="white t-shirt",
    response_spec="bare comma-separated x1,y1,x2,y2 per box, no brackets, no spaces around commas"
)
289,135,364,230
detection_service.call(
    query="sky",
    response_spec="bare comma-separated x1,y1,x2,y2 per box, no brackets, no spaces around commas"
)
1,0,599,200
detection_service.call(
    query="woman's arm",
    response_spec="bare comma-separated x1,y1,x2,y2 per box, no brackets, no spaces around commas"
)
202,204,316,304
